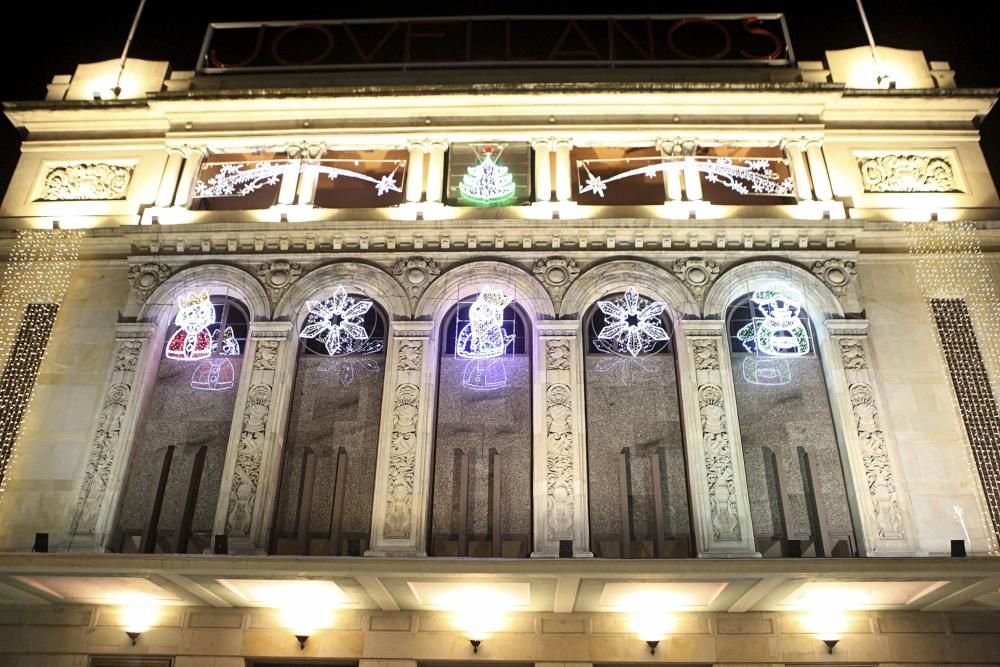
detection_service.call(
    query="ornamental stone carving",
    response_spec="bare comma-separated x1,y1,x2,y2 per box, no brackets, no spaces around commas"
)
672,258,720,300
75,383,131,533
849,382,905,539
545,339,571,371
384,381,420,539
545,383,575,540
392,257,440,306
127,263,171,303
858,154,960,193
256,260,302,303
397,341,423,372
533,257,580,310
698,381,741,541
812,259,857,297
839,338,867,370
225,340,279,535
38,163,133,201
693,338,721,371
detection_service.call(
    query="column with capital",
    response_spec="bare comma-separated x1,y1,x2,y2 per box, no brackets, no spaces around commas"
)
213,321,296,554
405,142,427,204
554,140,573,203
783,140,814,201
806,141,834,201
824,320,919,556
367,321,436,556
154,148,184,208
68,322,161,551
172,146,208,208
295,143,325,206
424,141,448,204
656,140,683,202
532,321,591,557
674,321,758,557
532,139,553,202
277,143,303,205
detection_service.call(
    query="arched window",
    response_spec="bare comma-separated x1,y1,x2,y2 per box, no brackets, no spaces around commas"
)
584,287,692,558
117,292,249,553
726,287,856,557
272,288,387,556
430,289,533,557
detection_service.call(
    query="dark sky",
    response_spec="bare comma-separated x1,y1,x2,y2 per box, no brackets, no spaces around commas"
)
1,1,997,196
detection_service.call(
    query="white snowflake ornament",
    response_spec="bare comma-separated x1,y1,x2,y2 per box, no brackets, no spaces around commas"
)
299,286,374,356
595,286,670,357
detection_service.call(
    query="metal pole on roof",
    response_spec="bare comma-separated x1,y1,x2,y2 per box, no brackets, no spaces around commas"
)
113,0,149,98
855,0,894,88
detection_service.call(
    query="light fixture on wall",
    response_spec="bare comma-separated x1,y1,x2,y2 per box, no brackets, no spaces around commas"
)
119,600,158,647
295,633,310,650
443,586,515,657
469,638,483,654
645,639,660,655
801,604,852,656
621,591,685,659
823,637,840,654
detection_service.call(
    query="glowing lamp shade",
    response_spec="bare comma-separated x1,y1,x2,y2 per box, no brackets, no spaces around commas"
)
802,607,850,642
618,591,687,642
441,587,516,641
120,601,159,634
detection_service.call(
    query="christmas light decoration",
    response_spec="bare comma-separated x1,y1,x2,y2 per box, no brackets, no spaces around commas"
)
594,287,670,357
737,288,810,357
458,146,516,204
166,291,215,361
456,287,515,360
908,220,1000,552
741,356,791,386
579,156,795,198
189,326,242,392
315,163,402,197
0,230,82,501
194,160,402,198
299,287,378,356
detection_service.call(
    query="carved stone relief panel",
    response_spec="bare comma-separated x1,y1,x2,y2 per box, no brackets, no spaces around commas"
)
545,382,575,541
672,258,720,301
545,339,571,371
225,339,280,536
384,381,420,539
397,340,423,372
533,257,580,311
256,260,302,303
392,257,440,307
37,163,134,201
812,259,857,298
127,263,171,303
857,154,961,193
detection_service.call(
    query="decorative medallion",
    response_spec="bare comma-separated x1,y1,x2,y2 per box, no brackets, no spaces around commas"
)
533,257,580,310
392,256,441,306
811,258,857,297
256,260,302,303
672,258,720,300
127,263,171,303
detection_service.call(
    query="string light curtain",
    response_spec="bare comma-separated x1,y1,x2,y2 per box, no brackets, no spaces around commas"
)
0,229,82,501
908,220,1000,553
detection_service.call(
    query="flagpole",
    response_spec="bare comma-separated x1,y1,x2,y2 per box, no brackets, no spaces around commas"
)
855,0,893,88
113,0,149,97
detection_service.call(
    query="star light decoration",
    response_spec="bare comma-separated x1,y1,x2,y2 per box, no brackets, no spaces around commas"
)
194,160,402,198
594,287,670,357
299,286,381,356
579,156,795,198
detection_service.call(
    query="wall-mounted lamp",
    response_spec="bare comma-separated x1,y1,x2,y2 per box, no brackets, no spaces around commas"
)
295,634,310,650
125,630,142,646
469,638,482,654
120,601,158,648
645,639,660,655
823,638,840,654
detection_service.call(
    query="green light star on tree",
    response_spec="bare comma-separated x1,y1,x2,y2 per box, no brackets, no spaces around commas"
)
459,147,516,205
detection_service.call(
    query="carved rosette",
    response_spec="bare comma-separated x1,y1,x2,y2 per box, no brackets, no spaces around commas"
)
384,381,420,539
225,339,280,535
127,263,171,303
38,163,134,201
545,383,575,540
812,259,857,298
392,257,440,307
256,260,302,303
533,257,580,311
857,154,960,193
672,258,720,301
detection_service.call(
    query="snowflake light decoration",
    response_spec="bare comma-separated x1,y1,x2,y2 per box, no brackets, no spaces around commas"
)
166,290,215,360
594,287,670,357
194,162,282,197
299,286,376,356
456,287,515,359
736,288,810,357
459,146,516,204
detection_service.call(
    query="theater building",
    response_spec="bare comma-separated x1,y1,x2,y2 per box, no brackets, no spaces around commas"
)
0,14,999,667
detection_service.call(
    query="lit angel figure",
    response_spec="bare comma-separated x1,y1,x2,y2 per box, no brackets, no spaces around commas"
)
299,286,374,356
595,287,670,357
166,290,215,360
456,287,516,360
737,288,810,357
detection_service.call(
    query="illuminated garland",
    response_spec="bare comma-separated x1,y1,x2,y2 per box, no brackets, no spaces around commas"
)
579,156,795,198
0,230,82,502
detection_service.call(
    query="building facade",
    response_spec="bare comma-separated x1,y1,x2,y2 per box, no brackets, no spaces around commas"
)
0,15,999,667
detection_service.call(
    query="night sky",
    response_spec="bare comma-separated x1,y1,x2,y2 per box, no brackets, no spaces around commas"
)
1,1,997,196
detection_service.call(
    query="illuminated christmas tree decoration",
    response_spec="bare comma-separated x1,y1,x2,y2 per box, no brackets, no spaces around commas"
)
299,286,376,356
737,288,810,357
456,287,515,360
578,156,794,198
458,146,516,204
166,291,215,361
595,287,670,357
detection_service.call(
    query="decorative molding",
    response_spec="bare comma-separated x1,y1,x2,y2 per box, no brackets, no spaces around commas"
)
37,162,133,201
384,380,420,539
697,379,741,542
812,258,857,297
256,260,302,303
672,258,720,300
545,339,571,371
839,337,867,370
397,340,423,372
392,256,440,306
533,257,580,309
857,154,961,193
544,383,575,541
693,338,721,371
127,263,171,303
848,381,905,540
225,339,280,535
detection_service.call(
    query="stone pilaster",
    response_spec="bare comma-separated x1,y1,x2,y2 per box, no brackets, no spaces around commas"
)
806,141,834,201
532,321,591,557
783,140,813,202
154,148,184,208
172,146,207,208
425,141,448,204
824,319,920,556
213,321,295,554
367,321,435,556
532,139,553,202
405,142,427,204
675,320,758,557
554,140,573,203
68,322,160,551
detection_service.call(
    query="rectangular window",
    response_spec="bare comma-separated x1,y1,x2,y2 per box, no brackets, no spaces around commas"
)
446,142,531,206
932,298,1000,535
313,149,407,208
573,146,665,206
0,303,58,490
191,152,285,211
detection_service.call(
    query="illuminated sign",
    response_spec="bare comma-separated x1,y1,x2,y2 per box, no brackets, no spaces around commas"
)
199,15,794,74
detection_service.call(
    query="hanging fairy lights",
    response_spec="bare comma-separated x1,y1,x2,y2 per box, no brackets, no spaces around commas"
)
908,220,1000,553
0,229,82,501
